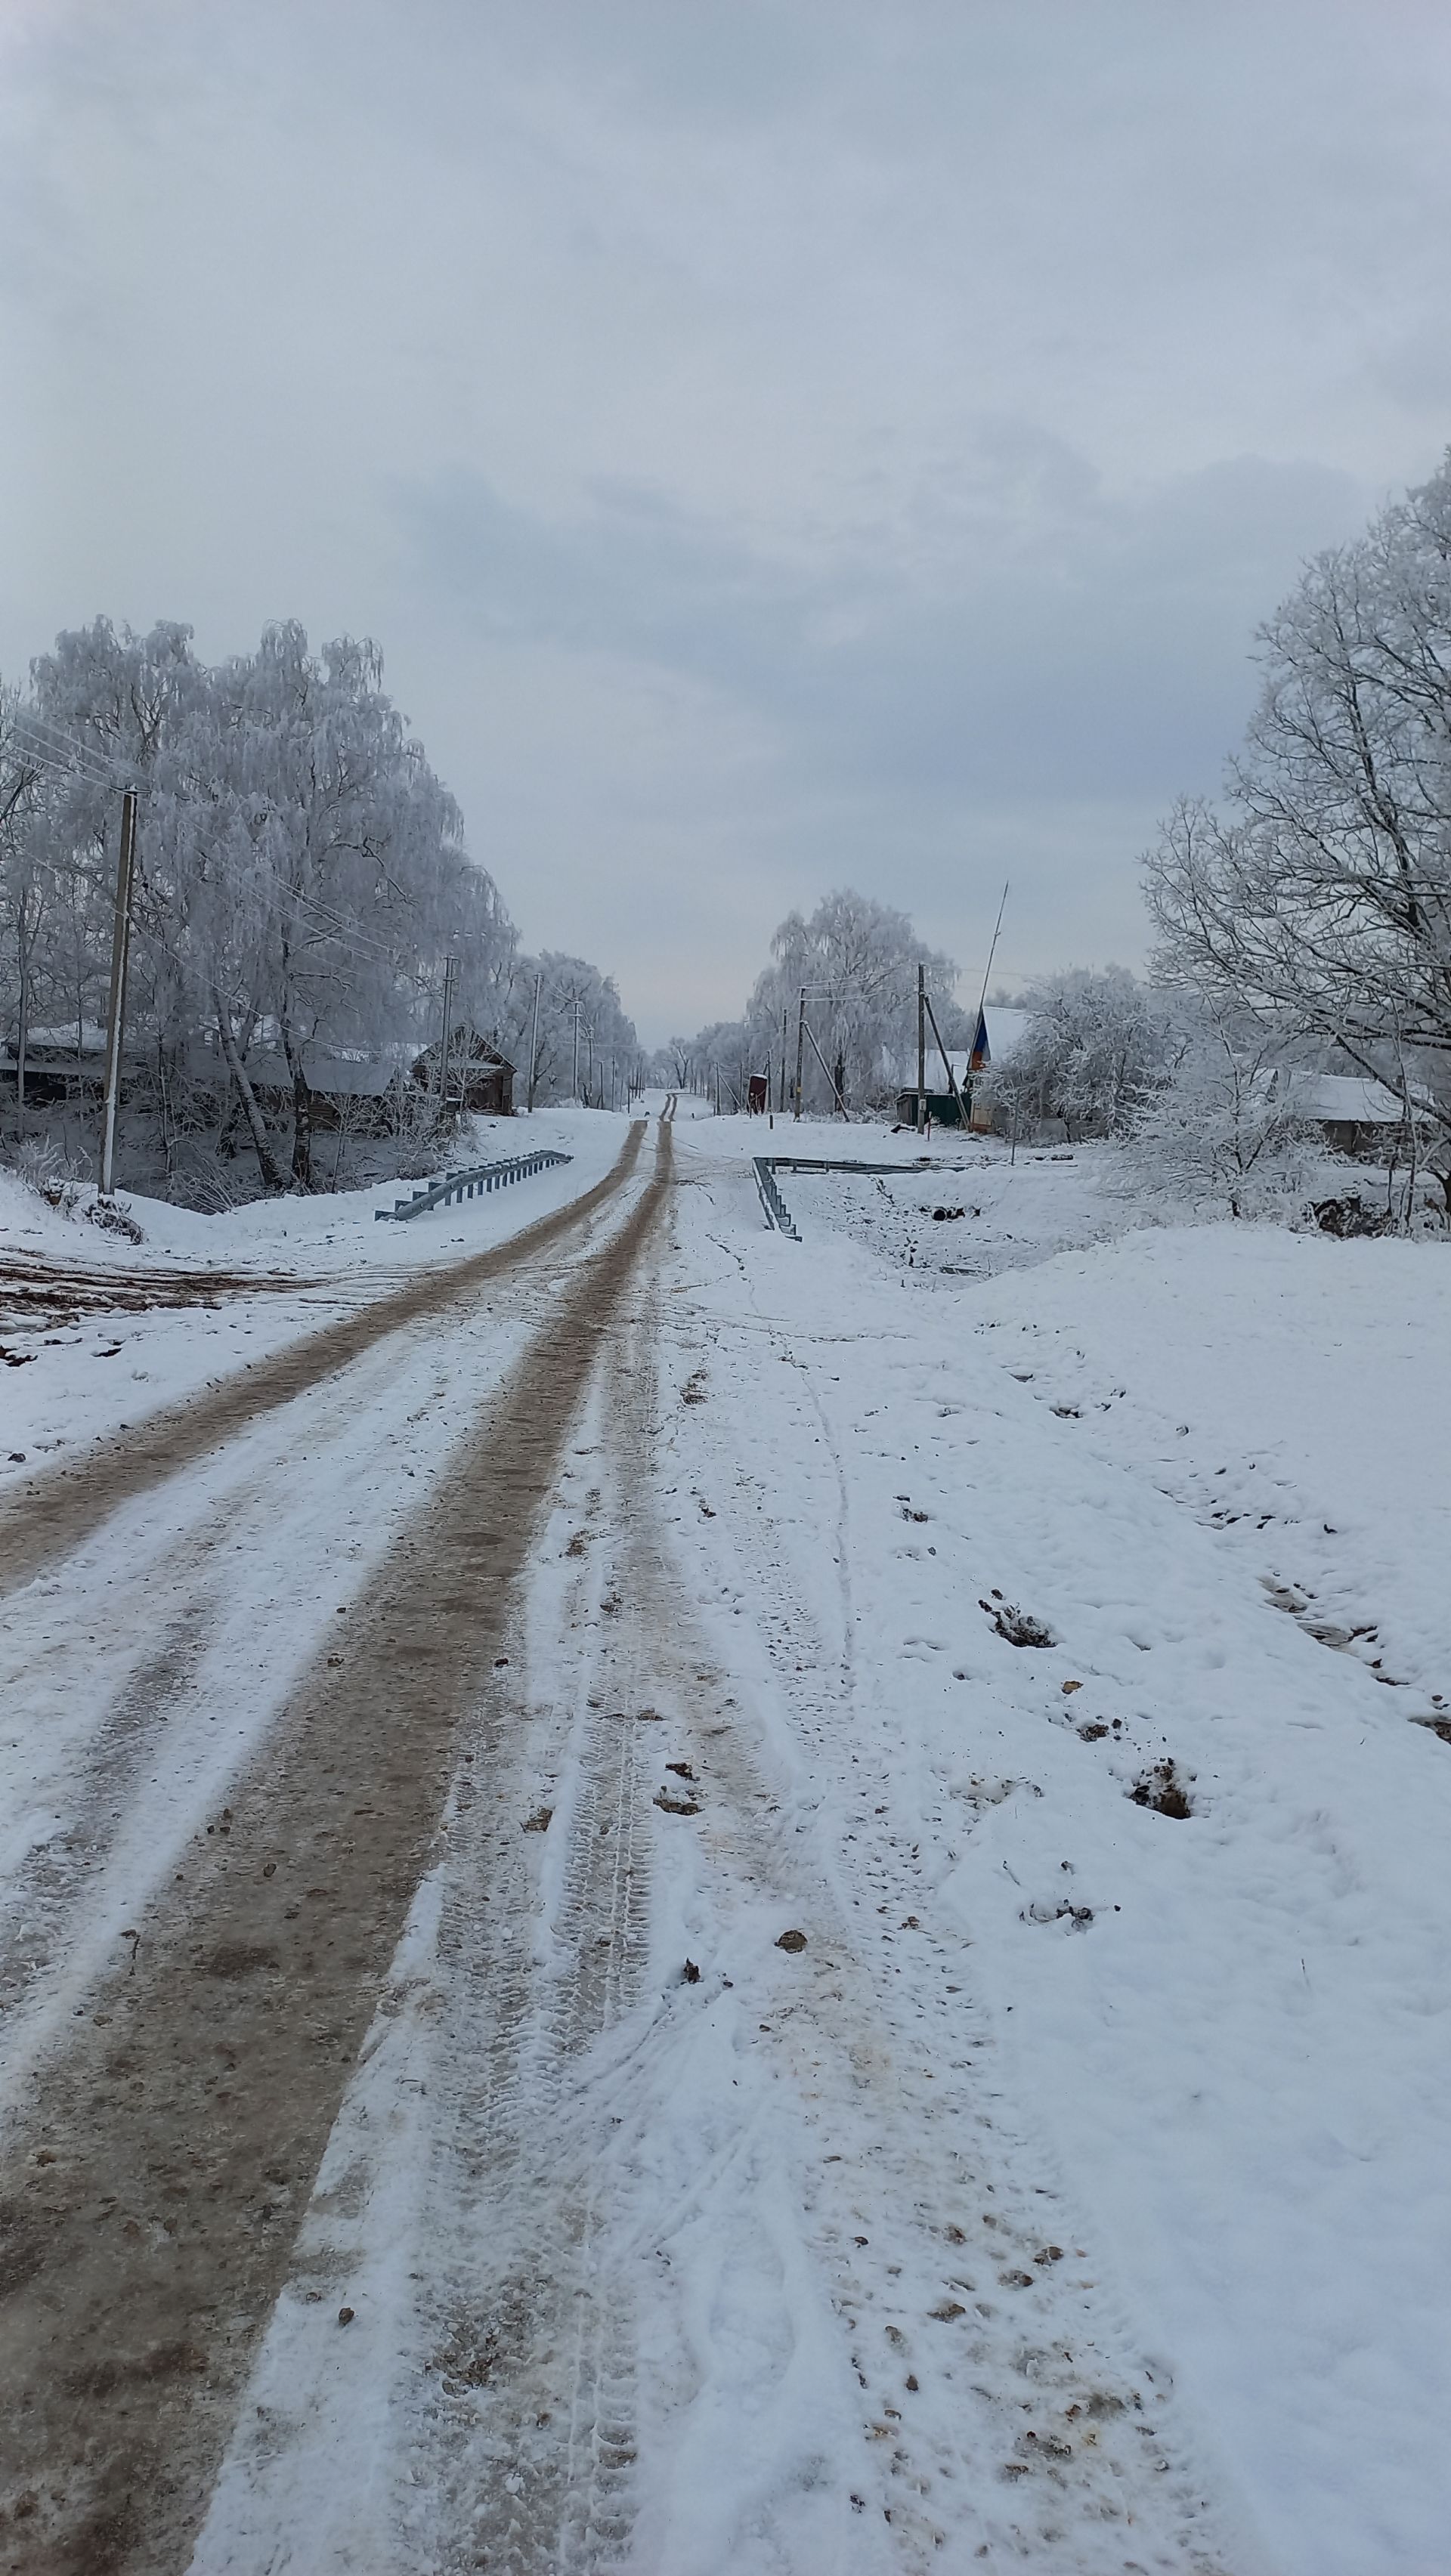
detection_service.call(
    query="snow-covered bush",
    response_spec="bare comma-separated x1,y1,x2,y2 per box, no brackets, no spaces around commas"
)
12,1133,85,1214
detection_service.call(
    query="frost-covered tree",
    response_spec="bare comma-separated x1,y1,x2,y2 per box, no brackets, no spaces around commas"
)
3,617,528,1193
991,966,1174,1140
739,889,956,1113
501,952,637,1108
1128,1000,1317,1217
1144,450,1451,1192
0,683,51,1109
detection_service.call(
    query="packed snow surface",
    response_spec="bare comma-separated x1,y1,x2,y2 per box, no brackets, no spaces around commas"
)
3,1104,1449,2571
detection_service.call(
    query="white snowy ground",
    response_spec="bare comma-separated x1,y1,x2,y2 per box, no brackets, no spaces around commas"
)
0,1107,623,1487
8,1106,1451,2571
645,1117,1451,2571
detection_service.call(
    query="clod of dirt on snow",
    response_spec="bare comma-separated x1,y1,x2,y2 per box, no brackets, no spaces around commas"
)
1023,1899,1096,1930
775,1928,808,1953
521,1806,554,1833
653,1788,700,1816
1130,1758,1194,1820
980,1594,1056,1649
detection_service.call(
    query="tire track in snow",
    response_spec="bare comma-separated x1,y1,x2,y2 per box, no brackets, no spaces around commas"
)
0,1124,645,1599
0,1126,668,2575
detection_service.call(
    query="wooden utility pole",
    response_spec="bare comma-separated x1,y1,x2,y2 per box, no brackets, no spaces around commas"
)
916,960,927,1135
98,787,138,1198
526,969,542,1112
794,986,806,1120
572,994,580,1102
438,955,458,1112
922,984,968,1130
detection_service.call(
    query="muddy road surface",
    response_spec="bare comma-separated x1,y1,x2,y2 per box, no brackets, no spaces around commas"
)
0,1124,672,2575
0,1124,645,1599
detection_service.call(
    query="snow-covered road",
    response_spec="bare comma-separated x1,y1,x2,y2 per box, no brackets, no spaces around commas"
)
2,1108,1449,2573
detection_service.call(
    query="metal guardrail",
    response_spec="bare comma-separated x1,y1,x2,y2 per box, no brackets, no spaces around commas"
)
766,1156,915,1176
376,1149,572,1221
753,1157,800,1239
753,1151,975,1236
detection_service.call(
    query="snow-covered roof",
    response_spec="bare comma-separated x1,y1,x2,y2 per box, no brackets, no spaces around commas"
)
1285,1072,1408,1127
12,1022,109,1056
982,1006,1032,1062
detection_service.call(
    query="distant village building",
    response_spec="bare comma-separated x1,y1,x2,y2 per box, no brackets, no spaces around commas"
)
1276,1070,1417,1158
893,1006,1030,1129
0,1022,110,1104
234,1050,407,1136
410,1026,515,1117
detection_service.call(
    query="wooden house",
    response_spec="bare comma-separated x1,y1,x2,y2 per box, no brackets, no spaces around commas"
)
410,1026,515,1116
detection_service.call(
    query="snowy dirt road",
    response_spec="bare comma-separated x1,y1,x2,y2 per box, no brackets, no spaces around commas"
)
2,1110,1446,2573
0,1120,664,2571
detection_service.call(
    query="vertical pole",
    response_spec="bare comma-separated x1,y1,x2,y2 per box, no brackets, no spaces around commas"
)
916,961,926,1135
99,787,138,1198
527,969,541,1112
794,987,806,1121
436,955,456,1110
572,996,580,1102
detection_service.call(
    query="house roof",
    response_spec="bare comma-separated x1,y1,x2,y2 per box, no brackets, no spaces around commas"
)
411,1030,515,1075
11,1022,110,1056
183,1042,401,1097
1285,1072,1409,1126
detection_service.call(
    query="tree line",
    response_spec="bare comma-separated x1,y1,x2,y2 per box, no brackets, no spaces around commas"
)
0,618,637,1198
666,888,970,1115
678,451,1451,1220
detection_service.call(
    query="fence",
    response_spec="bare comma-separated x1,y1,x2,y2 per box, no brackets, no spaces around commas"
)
376,1149,572,1221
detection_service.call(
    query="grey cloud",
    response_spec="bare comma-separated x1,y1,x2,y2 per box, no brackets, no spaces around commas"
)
395,444,1366,809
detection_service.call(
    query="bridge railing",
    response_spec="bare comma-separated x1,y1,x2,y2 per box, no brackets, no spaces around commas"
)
752,1157,801,1239
376,1149,572,1222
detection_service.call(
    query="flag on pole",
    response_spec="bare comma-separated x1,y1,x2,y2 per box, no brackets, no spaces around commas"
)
969,1009,990,1072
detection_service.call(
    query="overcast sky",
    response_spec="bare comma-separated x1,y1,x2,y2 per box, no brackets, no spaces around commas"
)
5,0,1451,1041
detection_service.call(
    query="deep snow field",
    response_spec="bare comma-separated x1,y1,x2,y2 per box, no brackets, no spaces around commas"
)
3,1102,1449,2572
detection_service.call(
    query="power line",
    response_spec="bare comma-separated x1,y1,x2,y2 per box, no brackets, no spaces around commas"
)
8,710,131,787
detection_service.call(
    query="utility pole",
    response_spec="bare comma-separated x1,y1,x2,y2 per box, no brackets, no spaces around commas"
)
98,787,138,1198
779,1006,787,1114
916,960,926,1136
527,969,541,1112
438,955,458,1113
572,994,580,1102
794,986,806,1121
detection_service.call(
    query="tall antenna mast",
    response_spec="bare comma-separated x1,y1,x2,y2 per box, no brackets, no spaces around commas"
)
974,880,1010,1034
